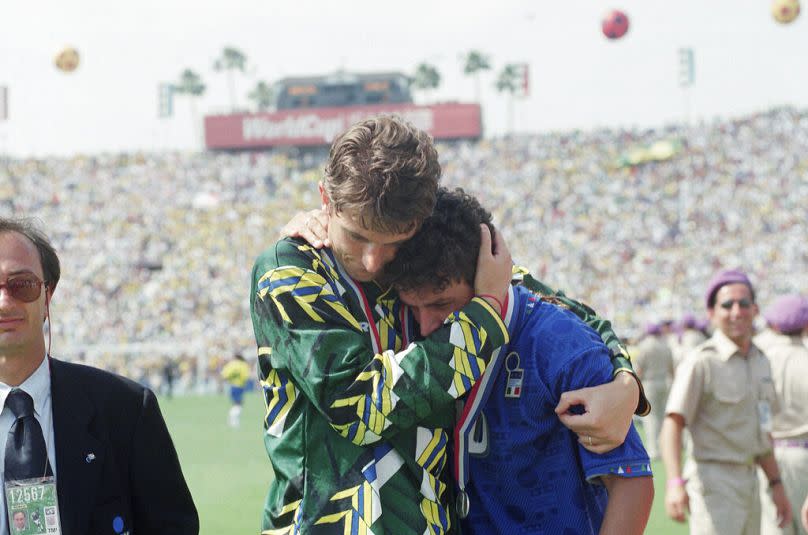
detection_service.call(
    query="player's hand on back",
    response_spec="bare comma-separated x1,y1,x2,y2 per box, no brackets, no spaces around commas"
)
279,209,330,248
473,224,512,315
555,371,638,453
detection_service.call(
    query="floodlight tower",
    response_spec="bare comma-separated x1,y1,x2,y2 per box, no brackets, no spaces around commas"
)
677,48,695,124
676,47,696,318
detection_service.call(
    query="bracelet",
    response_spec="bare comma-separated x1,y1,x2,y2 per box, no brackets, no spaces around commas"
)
768,478,782,488
666,477,686,489
476,294,503,316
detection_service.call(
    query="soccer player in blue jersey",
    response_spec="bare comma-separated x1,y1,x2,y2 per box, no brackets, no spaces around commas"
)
384,187,655,534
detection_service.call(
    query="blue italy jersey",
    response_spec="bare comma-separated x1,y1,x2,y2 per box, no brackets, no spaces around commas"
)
462,285,651,534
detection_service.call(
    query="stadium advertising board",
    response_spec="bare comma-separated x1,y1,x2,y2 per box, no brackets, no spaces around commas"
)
204,103,481,149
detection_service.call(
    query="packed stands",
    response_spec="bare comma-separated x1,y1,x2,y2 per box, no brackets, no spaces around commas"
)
2,107,806,385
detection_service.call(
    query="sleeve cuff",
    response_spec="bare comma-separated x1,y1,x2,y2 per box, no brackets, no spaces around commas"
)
466,297,510,349
585,460,654,483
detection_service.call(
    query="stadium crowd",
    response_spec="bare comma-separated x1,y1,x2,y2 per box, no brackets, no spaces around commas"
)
1,107,806,385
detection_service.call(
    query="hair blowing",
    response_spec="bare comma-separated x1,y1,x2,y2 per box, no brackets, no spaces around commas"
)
0,217,61,292
323,115,441,234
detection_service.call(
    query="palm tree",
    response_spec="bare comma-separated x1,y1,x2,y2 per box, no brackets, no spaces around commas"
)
495,64,521,135
412,63,441,103
213,47,248,111
462,50,491,102
174,69,206,147
248,81,275,112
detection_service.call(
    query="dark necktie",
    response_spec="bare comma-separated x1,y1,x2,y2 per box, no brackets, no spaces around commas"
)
4,388,53,481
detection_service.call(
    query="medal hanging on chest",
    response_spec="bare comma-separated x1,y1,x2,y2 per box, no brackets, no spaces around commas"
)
504,351,524,398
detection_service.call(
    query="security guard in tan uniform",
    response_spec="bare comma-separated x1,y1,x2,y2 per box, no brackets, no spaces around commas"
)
755,294,808,535
633,322,674,459
674,313,708,370
660,269,792,535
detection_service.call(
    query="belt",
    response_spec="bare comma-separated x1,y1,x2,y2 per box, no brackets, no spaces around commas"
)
773,439,808,449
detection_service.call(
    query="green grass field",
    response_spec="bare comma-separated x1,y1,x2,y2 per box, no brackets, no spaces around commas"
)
161,393,688,535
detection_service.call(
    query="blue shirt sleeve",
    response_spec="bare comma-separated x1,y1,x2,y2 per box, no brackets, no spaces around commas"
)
538,317,652,482
580,424,653,482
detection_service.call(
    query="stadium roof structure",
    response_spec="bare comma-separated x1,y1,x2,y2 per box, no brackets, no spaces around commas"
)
273,70,410,85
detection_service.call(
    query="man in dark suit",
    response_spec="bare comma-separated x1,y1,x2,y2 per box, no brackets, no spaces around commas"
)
0,217,198,534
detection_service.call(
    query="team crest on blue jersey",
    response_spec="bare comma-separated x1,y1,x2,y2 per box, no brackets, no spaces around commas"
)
504,351,524,398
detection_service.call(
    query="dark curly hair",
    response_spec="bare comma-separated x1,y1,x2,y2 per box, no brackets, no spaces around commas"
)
383,187,493,292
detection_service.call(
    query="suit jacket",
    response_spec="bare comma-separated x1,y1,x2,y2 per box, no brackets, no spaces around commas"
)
48,357,199,535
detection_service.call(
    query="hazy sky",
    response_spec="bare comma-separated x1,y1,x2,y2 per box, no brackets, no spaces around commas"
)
1,0,806,156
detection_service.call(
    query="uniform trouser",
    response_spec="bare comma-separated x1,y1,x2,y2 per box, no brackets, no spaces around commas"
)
760,445,808,535
685,460,760,535
639,380,668,458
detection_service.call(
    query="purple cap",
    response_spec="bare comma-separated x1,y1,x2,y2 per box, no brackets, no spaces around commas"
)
644,322,662,336
705,268,755,309
680,313,698,329
763,294,808,334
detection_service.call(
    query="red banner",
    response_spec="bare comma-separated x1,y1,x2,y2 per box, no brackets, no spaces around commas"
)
204,103,481,149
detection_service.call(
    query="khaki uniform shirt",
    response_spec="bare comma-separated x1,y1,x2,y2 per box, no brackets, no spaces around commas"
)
633,335,674,384
675,329,708,368
665,329,777,464
754,328,808,439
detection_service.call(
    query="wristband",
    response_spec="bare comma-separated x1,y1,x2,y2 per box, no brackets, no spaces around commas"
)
666,477,686,489
477,294,503,316
768,478,782,488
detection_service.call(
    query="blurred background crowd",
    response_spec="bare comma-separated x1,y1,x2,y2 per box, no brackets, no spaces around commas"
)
1,106,806,391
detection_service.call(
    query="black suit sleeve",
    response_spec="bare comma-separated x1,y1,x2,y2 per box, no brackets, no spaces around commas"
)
129,389,199,534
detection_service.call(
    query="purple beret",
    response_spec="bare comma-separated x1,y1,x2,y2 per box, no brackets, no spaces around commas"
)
680,313,698,329
705,269,754,309
644,322,662,336
763,294,808,334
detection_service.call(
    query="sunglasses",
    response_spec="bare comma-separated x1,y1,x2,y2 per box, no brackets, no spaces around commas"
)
719,298,753,310
0,274,46,303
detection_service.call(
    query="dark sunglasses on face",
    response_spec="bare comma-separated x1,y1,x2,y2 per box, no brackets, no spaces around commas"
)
719,298,753,310
0,274,46,303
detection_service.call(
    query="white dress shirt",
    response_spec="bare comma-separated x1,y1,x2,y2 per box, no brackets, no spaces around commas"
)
0,357,57,535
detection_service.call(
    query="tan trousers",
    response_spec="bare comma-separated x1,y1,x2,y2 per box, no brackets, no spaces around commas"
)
685,460,760,535
639,379,668,458
760,445,808,535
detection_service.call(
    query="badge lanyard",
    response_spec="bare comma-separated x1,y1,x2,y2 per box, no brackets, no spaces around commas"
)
453,285,515,519
5,369,62,534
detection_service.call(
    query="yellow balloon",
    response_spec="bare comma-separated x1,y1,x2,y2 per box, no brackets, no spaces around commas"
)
772,0,801,24
54,46,80,72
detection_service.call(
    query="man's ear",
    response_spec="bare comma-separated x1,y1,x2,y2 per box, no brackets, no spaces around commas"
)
43,287,52,322
318,182,330,212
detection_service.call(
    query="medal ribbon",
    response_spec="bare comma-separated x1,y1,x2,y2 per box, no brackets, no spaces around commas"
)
453,285,515,511
325,249,401,354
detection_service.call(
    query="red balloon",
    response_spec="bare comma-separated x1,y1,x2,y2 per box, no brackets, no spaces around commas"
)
602,9,630,40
